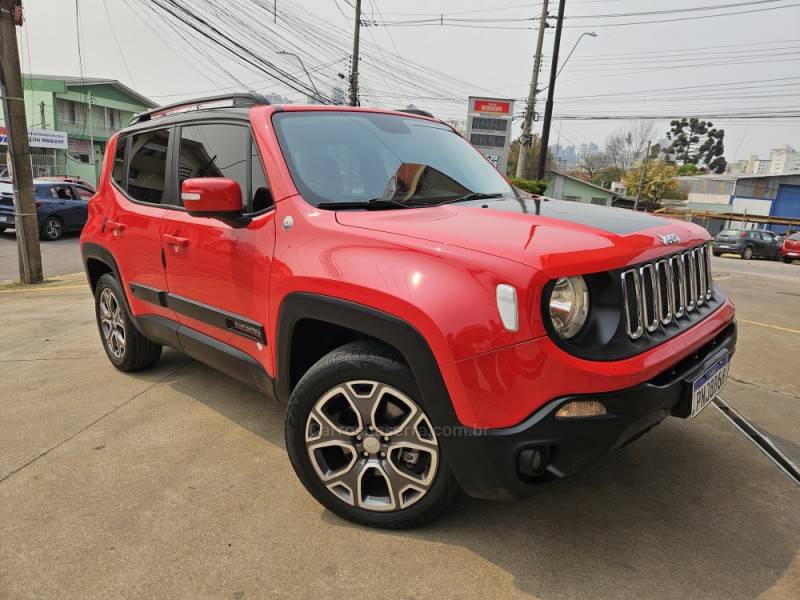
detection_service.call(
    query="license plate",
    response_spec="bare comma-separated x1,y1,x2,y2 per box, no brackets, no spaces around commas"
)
690,353,730,418
0,215,12,223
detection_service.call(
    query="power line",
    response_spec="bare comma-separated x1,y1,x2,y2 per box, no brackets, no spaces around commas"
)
101,0,137,88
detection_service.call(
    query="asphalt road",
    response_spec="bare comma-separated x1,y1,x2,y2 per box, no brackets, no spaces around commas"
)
1,260,799,599
0,229,83,283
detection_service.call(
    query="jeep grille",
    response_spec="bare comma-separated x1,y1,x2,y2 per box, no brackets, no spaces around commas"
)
621,244,713,340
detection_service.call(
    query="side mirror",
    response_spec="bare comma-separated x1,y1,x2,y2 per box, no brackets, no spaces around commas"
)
181,177,242,217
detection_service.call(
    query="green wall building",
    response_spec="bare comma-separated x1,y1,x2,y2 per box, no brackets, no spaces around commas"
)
0,74,156,186
544,170,617,207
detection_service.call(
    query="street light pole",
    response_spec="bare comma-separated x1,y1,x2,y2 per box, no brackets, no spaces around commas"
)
556,31,598,80
515,0,549,180
277,50,323,101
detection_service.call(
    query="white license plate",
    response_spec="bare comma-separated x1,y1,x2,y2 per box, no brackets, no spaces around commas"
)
0,215,13,223
690,353,730,418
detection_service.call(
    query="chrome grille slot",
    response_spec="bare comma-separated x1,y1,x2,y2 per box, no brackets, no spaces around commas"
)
694,246,707,306
621,244,713,340
670,254,686,318
683,251,696,312
640,264,659,333
621,269,644,340
655,259,673,325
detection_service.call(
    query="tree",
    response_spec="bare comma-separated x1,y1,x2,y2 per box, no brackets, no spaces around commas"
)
622,160,679,207
578,151,609,180
507,135,553,178
591,165,624,189
605,121,654,174
665,118,727,174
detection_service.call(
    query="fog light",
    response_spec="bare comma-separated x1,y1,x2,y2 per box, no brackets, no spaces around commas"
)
555,400,607,419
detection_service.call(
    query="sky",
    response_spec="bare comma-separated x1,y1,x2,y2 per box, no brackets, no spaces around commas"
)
16,0,800,163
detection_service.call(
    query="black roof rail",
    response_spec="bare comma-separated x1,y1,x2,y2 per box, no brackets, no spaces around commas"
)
129,93,272,125
396,108,435,118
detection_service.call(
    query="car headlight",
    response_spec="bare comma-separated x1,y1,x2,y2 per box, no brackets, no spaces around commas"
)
549,276,589,339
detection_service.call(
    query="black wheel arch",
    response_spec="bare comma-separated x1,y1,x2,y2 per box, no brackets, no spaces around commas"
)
275,293,459,428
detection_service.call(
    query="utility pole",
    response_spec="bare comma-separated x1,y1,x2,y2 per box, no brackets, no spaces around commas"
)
0,0,43,283
515,0,549,180
536,0,566,181
39,100,45,128
634,141,652,211
348,0,362,106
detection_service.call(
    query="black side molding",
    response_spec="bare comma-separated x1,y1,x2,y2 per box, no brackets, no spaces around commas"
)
129,283,267,344
136,315,275,398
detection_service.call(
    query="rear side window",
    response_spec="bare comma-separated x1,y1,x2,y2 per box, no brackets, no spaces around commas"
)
127,129,170,204
112,136,126,186
789,233,800,240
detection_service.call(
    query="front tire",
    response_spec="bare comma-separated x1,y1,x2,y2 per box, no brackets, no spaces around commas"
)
94,274,162,371
285,341,459,529
741,246,754,260
785,257,794,264
40,216,63,241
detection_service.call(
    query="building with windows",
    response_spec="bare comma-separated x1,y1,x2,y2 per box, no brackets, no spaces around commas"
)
544,170,617,206
678,172,800,233
767,145,800,175
0,74,156,186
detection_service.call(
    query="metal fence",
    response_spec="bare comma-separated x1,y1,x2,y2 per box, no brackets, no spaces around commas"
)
30,153,67,178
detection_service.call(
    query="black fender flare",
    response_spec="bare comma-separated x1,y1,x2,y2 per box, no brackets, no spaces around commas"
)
275,292,458,428
275,293,508,498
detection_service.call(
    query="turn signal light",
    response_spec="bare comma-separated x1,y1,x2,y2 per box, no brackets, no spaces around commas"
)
555,400,607,419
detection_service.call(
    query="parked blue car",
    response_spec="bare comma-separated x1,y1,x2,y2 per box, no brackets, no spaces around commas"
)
0,179,95,241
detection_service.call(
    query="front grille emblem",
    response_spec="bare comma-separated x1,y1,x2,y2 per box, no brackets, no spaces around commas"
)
658,233,681,245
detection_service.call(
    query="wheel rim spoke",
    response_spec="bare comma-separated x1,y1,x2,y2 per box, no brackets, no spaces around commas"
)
305,380,439,513
98,288,125,358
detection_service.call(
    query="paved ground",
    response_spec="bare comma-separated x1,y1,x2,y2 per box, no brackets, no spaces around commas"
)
0,261,798,599
0,230,83,283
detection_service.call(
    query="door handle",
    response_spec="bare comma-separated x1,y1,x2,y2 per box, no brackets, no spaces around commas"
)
163,234,189,249
107,220,126,236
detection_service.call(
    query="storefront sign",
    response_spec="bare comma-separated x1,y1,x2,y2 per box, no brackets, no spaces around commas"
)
0,127,69,150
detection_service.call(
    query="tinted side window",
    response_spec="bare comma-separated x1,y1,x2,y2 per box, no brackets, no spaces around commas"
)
112,136,126,187
127,129,170,204
178,124,248,208
50,186,75,200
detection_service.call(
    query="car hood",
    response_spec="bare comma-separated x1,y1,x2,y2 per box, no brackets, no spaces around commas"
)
335,197,710,277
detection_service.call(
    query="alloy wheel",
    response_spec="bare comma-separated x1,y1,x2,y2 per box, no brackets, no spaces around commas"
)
99,288,126,359
45,218,62,240
305,380,439,512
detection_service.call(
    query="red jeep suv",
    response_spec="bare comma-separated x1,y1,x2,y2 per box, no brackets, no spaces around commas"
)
81,94,736,528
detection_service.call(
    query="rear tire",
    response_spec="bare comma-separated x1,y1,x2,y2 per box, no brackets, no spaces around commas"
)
285,341,459,529
94,274,162,371
741,246,754,260
712,251,721,257
784,257,794,264
40,216,63,241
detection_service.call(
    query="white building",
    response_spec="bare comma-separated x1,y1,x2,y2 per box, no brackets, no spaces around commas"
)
767,145,800,175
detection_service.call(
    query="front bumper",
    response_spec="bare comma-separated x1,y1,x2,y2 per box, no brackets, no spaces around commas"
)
442,319,737,500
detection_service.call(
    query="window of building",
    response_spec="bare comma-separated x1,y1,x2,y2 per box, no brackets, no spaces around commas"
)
127,129,170,204
68,101,76,123
591,197,607,205
178,123,271,212
562,195,581,202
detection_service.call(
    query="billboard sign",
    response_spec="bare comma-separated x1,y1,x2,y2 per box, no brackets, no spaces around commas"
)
466,96,514,174
0,127,68,150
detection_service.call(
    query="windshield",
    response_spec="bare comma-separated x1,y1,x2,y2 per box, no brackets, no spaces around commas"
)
717,229,742,237
272,111,515,207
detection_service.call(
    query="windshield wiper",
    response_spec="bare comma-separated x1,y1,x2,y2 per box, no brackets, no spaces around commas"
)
434,192,504,206
316,198,415,211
